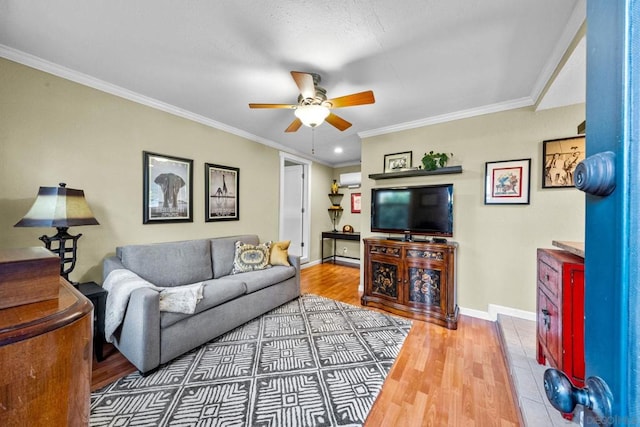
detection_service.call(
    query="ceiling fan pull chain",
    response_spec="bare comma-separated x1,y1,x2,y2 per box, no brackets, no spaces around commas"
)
312,127,315,155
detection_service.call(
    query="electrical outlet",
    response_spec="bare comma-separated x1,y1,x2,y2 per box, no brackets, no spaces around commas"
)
342,247,348,254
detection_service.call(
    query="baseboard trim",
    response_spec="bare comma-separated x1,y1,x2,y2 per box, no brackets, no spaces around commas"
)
459,305,536,322
488,304,536,322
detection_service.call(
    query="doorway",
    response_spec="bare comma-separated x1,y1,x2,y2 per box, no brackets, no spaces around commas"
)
279,152,311,264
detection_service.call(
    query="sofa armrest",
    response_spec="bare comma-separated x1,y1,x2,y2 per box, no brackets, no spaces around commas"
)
112,287,161,374
287,254,301,271
103,255,125,283
288,254,301,294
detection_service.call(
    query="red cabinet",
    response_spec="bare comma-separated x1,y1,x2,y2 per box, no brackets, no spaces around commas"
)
536,248,585,387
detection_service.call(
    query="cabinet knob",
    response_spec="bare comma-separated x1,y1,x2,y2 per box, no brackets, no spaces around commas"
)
543,369,613,426
541,308,551,330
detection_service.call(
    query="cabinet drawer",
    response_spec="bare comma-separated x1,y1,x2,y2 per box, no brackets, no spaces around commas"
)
537,257,560,297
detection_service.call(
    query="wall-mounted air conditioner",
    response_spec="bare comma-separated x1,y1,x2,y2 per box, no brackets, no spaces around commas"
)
339,172,361,188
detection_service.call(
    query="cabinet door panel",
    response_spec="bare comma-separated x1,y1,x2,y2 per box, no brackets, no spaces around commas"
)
370,260,400,301
406,264,442,308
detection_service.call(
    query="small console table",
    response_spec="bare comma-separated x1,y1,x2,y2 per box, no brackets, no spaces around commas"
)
321,231,361,263
77,281,108,362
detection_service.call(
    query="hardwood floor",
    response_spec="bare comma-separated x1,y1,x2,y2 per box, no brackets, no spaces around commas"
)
91,262,520,426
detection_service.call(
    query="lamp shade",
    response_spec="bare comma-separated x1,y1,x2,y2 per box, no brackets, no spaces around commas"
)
294,104,330,128
15,184,99,228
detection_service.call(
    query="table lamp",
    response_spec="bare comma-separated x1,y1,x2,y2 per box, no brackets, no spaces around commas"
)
15,183,99,282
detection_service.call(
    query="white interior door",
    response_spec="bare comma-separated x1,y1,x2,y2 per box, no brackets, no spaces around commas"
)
279,152,310,263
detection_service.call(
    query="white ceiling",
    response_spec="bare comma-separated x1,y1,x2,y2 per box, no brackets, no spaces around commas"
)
0,0,585,166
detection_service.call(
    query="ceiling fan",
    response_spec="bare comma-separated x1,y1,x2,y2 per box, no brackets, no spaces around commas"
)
249,71,375,132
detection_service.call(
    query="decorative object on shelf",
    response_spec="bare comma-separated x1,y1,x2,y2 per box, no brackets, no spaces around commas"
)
342,224,354,233
351,192,361,213
484,158,531,205
330,179,339,194
14,183,100,281
205,163,240,222
327,192,344,232
383,151,412,173
143,151,193,223
421,151,453,171
542,136,585,188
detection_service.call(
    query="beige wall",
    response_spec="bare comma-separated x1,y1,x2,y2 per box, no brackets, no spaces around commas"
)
0,58,328,283
361,104,585,313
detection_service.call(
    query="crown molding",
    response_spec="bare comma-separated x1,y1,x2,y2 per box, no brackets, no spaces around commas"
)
0,44,327,164
529,0,586,104
358,96,533,138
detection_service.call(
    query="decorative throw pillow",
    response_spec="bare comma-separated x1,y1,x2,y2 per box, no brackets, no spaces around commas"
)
231,241,271,274
269,240,291,266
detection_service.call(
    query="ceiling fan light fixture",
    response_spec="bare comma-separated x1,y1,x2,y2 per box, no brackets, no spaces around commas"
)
295,104,330,128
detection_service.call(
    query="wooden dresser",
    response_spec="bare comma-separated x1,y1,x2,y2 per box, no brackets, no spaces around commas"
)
362,238,458,329
0,278,93,426
536,248,585,387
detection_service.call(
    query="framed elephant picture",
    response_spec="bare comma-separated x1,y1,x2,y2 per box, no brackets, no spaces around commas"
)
205,163,239,221
143,151,193,223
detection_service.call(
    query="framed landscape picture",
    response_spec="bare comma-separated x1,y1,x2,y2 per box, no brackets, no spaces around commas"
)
143,151,193,223
484,158,531,205
205,163,239,221
542,135,585,188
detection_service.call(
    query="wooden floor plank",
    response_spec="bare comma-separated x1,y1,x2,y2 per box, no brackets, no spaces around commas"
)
91,262,520,426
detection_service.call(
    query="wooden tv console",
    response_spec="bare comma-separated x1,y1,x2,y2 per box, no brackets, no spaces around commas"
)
362,238,458,329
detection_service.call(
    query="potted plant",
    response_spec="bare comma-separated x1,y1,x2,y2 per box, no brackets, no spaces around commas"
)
421,151,452,171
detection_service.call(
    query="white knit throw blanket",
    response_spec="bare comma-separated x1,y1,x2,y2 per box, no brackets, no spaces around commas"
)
103,269,205,343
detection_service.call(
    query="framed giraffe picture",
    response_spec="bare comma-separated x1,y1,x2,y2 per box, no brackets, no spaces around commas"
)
205,163,240,221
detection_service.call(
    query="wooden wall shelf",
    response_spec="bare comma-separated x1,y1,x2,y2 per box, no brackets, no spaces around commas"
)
368,165,463,180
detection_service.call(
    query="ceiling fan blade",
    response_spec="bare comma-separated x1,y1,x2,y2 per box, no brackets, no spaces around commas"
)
249,103,297,109
291,71,316,99
285,118,303,133
327,90,375,108
325,113,352,131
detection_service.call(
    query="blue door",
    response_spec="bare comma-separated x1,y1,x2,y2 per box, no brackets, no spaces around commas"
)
544,1,639,425
584,0,640,424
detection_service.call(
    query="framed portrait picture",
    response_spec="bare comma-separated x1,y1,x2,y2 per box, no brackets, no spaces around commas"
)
484,158,531,205
143,151,193,223
351,193,361,214
205,163,239,221
384,151,412,173
542,136,585,188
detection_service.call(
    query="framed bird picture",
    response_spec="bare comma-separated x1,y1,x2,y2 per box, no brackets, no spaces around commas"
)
205,163,240,221
143,151,193,223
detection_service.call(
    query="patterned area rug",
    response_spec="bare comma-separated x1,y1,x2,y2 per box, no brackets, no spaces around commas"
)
90,294,412,426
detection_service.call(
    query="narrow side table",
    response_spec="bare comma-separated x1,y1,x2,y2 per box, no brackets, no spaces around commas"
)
77,281,107,362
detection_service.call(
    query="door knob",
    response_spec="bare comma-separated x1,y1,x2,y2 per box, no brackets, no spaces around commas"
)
574,151,616,196
543,368,613,426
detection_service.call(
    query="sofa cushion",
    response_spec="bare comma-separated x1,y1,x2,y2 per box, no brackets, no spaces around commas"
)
119,239,212,287
211,235,259,278
234,265,297,294
231,241,271,274
160,277,247,328
269,240,291,266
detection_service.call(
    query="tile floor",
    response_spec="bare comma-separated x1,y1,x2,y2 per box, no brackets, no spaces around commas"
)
497,314,582,426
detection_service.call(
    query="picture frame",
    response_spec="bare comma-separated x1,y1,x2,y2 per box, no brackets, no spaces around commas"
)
205,163,240,221
542,135,585,188
384,151,412,173
484,158,531,205
351,193,361,214
143,151,193,223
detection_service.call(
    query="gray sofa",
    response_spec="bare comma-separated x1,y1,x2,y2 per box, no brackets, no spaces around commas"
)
102,234,300,374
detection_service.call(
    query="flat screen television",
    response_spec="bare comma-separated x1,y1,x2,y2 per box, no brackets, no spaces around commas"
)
371,184,453,239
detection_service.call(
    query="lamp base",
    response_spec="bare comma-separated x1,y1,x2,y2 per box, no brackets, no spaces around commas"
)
40,227,82,282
